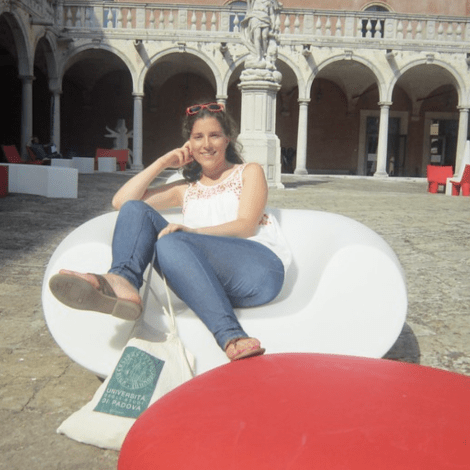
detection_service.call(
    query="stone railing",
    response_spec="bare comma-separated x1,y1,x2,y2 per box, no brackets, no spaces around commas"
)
58,3,243,33
279,10,470,45
57,2,470,50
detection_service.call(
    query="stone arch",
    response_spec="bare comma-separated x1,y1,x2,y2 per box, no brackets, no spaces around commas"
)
388,58,466,106
276,50,307,99
297,53,388,176
275,56,305,154
221,54,246,98
60,42,137,90
137,46,223,96
34,30,60,86
389,59,467,175
137,47,224,165
0,11,36,152
32,35,59,143
308,53,387,102
59,45,135,157
0,11,32,76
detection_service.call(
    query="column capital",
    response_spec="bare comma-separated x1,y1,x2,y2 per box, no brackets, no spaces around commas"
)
49,78,63,95
18,75,35,83
378,101,393,108
216,95,228,103
50,86,63,95
457,105,470,112
132,92,145,99
298,98,311,105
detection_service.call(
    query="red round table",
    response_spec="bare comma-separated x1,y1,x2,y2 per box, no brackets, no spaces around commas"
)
119,354,470,469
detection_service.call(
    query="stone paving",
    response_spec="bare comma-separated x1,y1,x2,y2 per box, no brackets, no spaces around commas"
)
1,171,469,469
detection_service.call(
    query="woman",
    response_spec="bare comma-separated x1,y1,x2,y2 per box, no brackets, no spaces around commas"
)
49,102,291,361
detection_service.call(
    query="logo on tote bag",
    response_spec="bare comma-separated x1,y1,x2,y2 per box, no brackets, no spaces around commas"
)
94,346,165,418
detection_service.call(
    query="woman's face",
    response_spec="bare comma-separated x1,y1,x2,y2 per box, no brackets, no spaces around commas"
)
189,116,230,170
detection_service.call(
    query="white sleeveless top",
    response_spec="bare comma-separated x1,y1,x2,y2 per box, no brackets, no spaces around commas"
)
182,164,292,272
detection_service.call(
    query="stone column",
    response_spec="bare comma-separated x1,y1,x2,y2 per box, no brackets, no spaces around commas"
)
237,78,283,188
20,75,34,159
132,93,144,170
374,101,392,178
51,89,61,152
294,98,310,175
455,106,469,175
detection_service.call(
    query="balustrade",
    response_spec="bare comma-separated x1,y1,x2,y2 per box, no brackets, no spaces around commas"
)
59,3,470,49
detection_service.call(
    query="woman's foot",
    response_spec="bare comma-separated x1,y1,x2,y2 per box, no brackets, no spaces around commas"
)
49,270,142,321
58,270,141,304
225,338,266,361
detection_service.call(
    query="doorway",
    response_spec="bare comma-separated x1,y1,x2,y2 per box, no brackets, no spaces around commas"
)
429,120,457,166
422,113,458,174
364,116,407,176
358,110,409,176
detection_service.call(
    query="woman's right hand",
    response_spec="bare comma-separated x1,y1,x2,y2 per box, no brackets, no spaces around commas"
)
160,142,193,169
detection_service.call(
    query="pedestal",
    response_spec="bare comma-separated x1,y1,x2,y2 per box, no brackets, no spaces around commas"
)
238,77,283,188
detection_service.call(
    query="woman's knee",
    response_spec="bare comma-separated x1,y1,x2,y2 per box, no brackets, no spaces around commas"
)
232,268,284,307
155,232,189,269
119,200,148,216
261,269,284,303
116,201,150,226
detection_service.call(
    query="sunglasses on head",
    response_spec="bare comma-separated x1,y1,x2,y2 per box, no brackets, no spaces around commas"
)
186,102,225,116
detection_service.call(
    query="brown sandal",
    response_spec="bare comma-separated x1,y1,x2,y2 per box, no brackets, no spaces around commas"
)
225,337,266,361
49,273,142,321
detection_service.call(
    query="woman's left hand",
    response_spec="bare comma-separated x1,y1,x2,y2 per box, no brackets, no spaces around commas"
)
158,223,194,239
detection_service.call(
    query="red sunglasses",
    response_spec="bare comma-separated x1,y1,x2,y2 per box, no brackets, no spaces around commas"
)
186,102,225,116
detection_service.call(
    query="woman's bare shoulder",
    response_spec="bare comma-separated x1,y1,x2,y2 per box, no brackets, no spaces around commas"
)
242,162,266,179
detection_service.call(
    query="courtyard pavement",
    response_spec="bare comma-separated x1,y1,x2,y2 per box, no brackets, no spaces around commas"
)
1,171,469,469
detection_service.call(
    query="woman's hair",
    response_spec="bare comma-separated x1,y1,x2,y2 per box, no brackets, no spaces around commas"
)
181,104,244,182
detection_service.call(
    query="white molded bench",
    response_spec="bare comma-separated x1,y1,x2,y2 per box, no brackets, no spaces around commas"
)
0,163,78,198
42,208,407,378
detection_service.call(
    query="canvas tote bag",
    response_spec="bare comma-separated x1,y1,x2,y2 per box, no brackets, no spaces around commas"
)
57,269,195,450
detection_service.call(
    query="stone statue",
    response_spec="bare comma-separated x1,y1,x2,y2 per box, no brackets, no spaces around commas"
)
240,0,283,82
105,119,133,159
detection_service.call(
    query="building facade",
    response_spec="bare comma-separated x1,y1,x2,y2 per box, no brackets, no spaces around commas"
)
2,0,470,179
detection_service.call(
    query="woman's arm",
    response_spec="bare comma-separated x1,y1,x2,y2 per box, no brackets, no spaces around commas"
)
112,144,192,210
158,163,268,239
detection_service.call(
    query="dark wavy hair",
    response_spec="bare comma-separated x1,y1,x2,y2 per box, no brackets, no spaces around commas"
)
181,104,244,182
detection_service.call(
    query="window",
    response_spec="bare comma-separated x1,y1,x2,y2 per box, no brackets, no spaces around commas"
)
362,5,389,38
365,5,389,12
228,1,246,32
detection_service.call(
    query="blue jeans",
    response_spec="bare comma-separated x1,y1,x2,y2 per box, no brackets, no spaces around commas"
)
108,200,285,350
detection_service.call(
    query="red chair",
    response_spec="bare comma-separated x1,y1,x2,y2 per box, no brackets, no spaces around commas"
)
95,148,129,171
2,145,25,164
426,165,453,193
2,145,42,165
450,164,470,196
